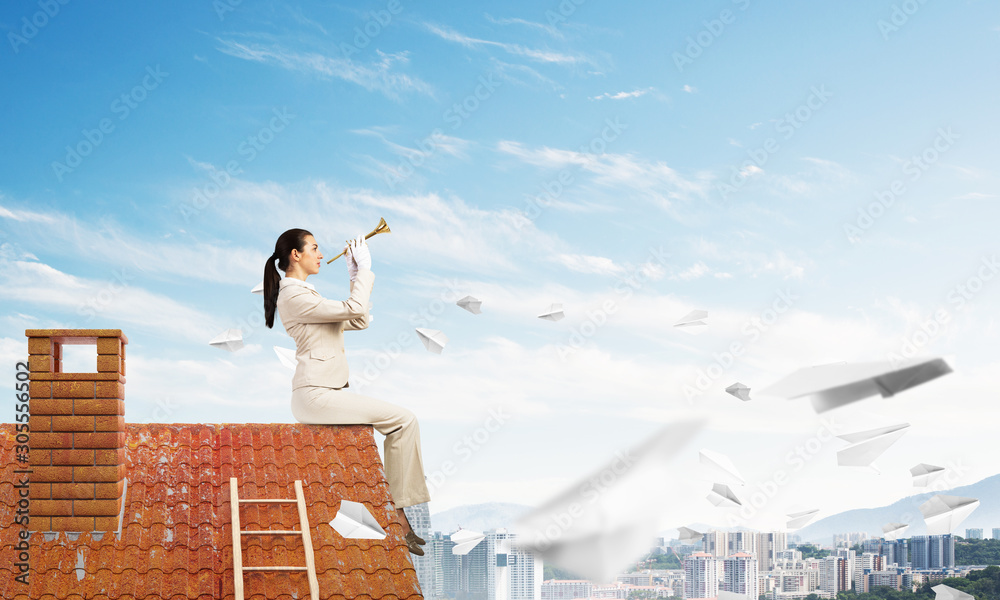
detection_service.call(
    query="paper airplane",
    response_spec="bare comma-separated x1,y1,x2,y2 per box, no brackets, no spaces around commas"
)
674,309,707,335
273,346,297,371
920,495,980,535
451,528,485,555
786,509,819,530
707,483,742,508
759,357,951,413
415,328,448,354
251,281,264,294
836,423,910,469
725,382,752,401
209,328,243,352
882,522,909,541
677,526,703,544
911,463,946,487
329,500,386,539
933,584,975,600
456,295,482,314
511,419,704,584
699,449,745,485
538,303,564,321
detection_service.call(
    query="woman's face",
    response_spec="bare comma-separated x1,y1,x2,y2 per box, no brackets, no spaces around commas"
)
293,234,324,275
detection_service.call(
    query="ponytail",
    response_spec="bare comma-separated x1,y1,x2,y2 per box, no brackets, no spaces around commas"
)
264,228,313,328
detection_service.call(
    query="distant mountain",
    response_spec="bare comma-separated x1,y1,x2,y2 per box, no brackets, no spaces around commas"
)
430,502,533,535
795,473,1000,545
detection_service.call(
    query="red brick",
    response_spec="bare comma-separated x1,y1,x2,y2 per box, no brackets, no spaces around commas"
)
96,355,121,373
29,415,52,432
52,415,96,432
96,337,122,354
52,482,97,500
30,432,73,449
95,415,124,431
28,355,52,373
29,398,73,415
96,381,124,399
32,516,52,531
94,448,124,465
73,464,126,482
27,328,124,338
94,516,120,530
29,380,52,398
32,465,73,482
29,448,52,466
73,499,120,516
73,431,126,449
30,499,73,516
28,337,52,354
51,448,96,466
29,482,52,499
52,381,96,398
50,516,96,531
32,372,121,381
73,398,124,415
94,480,124,498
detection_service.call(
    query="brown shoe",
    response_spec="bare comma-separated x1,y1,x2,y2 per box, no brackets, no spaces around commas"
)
406,533,425,556
406,531,427,546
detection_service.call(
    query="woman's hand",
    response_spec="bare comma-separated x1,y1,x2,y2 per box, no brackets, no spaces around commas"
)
345,235,371,281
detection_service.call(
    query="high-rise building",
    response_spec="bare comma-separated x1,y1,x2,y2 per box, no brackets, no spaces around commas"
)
728,531,759,558
431,533,461,599
723,552,759,600
541,580,592,600
405,503,435,596
910,535,954,570
703,531,727,558
819,556,848,597
993,528,1000,541
835,549,855,591
833,532,868,548
965,528,984,540
487,529,542,600
854,553,884,593
757,531,788,572
862,538,908,568
684,552,719,599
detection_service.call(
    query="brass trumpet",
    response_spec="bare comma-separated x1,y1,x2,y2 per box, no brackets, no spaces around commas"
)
326,217,391,263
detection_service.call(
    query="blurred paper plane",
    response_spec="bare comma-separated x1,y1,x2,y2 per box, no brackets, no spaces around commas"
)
451,529,486,555
209,328,243,352
274,346,297,371
725,382,752,402
933,584,975,600
911,463,946,487
699,449,745,485
882,522,909,541
677,526,703,544
920,495,979,535
786,509,819,530
512,419,704,584
707,483,742,508
251,281,263,294
674,310,708,335
329,500,386,539
457,295,482,314
836,423,910,470
538,303,565,321
415,328,448,354
759,357,952,413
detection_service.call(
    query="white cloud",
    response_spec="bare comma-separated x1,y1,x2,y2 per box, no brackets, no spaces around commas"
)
550,253,627,276
423,22,594,67
590,88,653,101
682,84,696,93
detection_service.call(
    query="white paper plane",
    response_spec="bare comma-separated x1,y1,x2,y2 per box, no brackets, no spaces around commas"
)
677,526,703,544
456,295,482,314
882,522,909,541
209,328,243,352
933,584,975,600
674,309,708,335
911,463,946,487
836,423,910,470
699,449,745,485
451,528,486,555
725,382,752,402
329,499,387,539
759,357,952,413
538,303,565,321
273,346,297,371
707,483,742,508
920,495,980,535
786,509,819,530
511,419,704,584
251,281,264,295
415,328,448,354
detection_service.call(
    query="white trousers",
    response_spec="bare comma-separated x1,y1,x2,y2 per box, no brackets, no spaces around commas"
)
291,385,431,508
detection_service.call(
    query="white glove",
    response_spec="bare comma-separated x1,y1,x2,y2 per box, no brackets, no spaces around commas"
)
346,235,371,281
346,239,359,282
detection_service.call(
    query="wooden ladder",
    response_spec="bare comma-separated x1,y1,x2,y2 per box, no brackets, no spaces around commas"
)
230,477,320,600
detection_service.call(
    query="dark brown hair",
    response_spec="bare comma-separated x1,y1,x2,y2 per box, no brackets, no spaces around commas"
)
264,228,313,328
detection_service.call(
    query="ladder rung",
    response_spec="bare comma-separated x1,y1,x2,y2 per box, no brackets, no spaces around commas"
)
243,566,308,572
241,530,301,535
240,498,296,503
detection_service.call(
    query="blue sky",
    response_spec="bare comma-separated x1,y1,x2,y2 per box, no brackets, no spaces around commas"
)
2,1,999,534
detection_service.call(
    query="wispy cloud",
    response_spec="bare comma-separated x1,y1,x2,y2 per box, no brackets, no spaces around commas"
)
484,14,564,40
424,22,593,67
550,253,627,276
590,87,655,101
215,39,433,99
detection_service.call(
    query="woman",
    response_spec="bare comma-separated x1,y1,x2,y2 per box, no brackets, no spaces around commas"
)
263,228,430,556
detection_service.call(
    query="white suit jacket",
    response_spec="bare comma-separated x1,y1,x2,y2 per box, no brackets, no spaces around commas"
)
276,269,373,390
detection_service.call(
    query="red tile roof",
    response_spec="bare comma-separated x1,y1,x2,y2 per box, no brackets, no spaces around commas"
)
0,423,422,600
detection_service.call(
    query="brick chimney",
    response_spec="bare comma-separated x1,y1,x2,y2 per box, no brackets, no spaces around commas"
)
26,328,127,532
